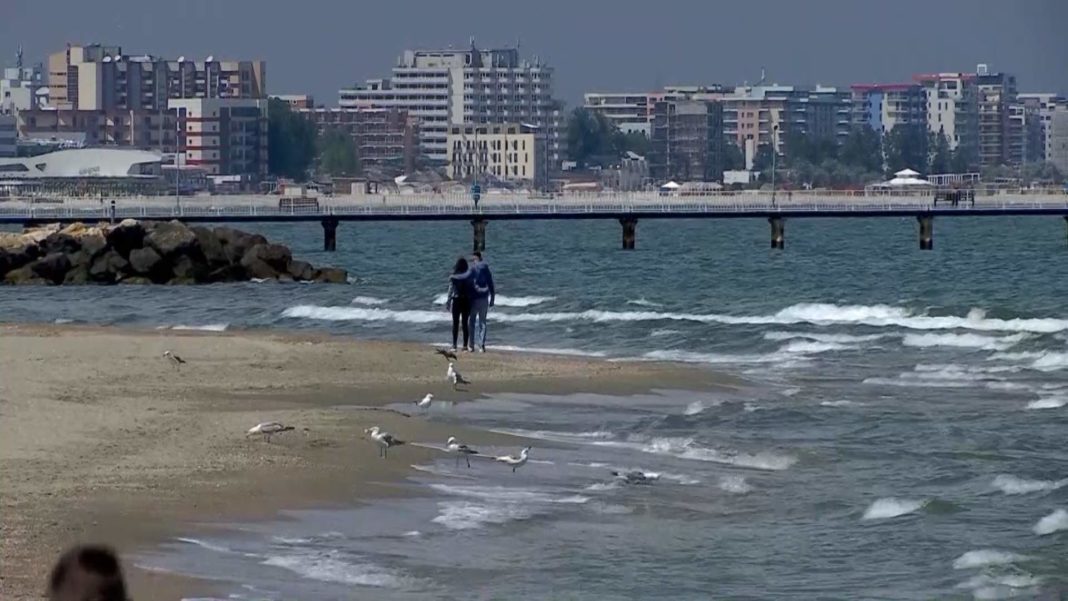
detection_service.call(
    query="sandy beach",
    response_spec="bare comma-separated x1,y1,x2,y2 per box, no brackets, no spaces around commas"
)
0,324,725,600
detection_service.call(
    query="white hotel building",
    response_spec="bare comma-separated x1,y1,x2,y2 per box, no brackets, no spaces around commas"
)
339,44,561,165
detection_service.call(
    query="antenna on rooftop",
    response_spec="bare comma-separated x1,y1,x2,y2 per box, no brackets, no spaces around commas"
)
16,45,23,69
759,67,766,85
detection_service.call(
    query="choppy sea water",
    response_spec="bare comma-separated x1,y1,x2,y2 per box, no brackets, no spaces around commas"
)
4,217,1068,599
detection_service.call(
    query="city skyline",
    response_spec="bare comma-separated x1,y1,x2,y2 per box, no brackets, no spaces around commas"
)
3,0,1066,106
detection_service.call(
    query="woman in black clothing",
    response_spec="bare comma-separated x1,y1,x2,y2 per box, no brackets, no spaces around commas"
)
446,257,474,351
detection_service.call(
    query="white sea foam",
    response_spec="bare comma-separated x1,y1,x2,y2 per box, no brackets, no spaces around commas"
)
764,331,885,344
650,328,682,337
1032,352,1068,371
643,349,787,365
487,345,607,358
432,293,554,307
778,340,848,353
592,437,797,471
902,332,1027,351
861,498,927,520
627,298,664,308
283,302,1068,333
952,549,1030,570
175,537,231,554
350,296,388,306
718,475,753,494
684,400,708,415
171,323,229,332
1025,396,1067,410
491,428,614,443
585,481,622,491
820,400,864,407
54,318,74,324
864,363,1007,388
430,484,588,531
992,474,1068,495
271,536,312,545
429,484,589,505
262,552,404,587
1033,508,1068,535
956,573,1043,599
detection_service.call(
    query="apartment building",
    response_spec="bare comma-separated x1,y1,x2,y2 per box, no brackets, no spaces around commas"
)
2,65,47,113
0,114,15,157
272,94,314,110
850,83,927,132
48,44,266,111
446,122,547,188
722,85,850,162
339,43,561,165
300,107,419,172
1049,109,1068,176
649,100,725,182
915,72,979,166
17,108,178,149
1017,93,1067,163
975,66,1018,167
583,92,654,135
170,98,268,177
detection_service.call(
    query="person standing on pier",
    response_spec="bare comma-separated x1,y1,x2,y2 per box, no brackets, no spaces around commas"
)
468,251,495,353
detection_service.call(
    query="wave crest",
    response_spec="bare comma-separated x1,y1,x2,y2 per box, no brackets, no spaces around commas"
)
862,497,927,520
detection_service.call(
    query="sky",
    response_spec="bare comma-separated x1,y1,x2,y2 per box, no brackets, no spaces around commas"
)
3,0,1066,106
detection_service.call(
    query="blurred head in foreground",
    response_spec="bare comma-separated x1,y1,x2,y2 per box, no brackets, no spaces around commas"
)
48,544,128,601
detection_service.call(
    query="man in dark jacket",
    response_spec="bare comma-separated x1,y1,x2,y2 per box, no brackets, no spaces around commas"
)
468,251,495,352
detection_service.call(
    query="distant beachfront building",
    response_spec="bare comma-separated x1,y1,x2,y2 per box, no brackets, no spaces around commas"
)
914,72,979,166
445,122,547,188
271,94,314,110
583,92,655,136
300,107,420,173
649,99,725,182
339,43,562,166
975,66,1018,168
169,98,268,178
2,63,47,113
850,83,927,133
1049,109,1068,176
0,114,15,157
1017,93,1067,163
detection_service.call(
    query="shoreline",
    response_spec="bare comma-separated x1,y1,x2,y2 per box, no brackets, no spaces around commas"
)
0,323,734,600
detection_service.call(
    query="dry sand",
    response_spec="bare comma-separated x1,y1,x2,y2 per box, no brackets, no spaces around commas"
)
0,324,726,600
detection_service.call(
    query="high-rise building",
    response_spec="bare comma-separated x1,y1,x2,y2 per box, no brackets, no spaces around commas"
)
17,108,178,149
583,92,655,136
649,99,725,182
47,44,266,111
1049,109,1068,176
300,107,420,173
338,43,561,166
169,98,268,178
2,65,47,113
446,122,547,188
1017,93,1067,163
915,72,979,166
721,85,850,164
975,66,1018,167
0,114,15,157
850,83,927,133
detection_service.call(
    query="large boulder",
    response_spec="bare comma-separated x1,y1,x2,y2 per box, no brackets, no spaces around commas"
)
77,231,108,259
30,252,72,284
22,223,61,244
170,254,208,282
128,247,163,275
4,265,49,285
145,220,196,258
207,264,245,283
287,259,314,281
314,267,349,284
239,255,279,280
40,232,83,256
191,226,227,268
105,219,145,257
89,249,130,283
63,265,91,284
119,276,153,285
216,227,268,265
243,243,291,273
0,241,40,276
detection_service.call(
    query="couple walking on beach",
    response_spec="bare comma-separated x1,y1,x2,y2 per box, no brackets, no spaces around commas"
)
446,251,495,352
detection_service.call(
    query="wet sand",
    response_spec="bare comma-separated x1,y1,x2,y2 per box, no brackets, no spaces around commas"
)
0,324,728,600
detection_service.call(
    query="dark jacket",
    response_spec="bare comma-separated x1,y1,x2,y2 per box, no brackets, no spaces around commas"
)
470,262,495,301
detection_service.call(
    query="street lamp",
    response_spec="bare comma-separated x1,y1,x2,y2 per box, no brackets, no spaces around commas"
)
771,124,778,207
174,106,182,213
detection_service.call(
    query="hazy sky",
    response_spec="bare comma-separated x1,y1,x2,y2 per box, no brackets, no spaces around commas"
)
4,0,1066,105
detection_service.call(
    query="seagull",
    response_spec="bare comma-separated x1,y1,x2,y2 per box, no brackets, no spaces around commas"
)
416,393,434,412
445,436,479,468
163,350,186,371
495,446,531,473
246,421,295,443
364,426,405,458
447,362,470,390
436,348,458,361
611,470,660,485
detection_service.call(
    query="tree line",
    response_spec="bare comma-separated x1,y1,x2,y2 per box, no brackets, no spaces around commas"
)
267,98,360,182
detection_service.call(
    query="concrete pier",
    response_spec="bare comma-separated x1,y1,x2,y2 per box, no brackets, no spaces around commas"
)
917,215,933,250
471,218,487,252
620,218,637,250
321,217,339,252
769,216,785,249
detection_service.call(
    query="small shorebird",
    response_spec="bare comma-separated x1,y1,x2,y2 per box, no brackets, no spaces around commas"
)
447,362,470,390
246,421,294,443
416,393,434,412
495,447,531,473
611,470,660,485
163,350,186,371
445,436,479,468
364,426,405,458
435,348,458,361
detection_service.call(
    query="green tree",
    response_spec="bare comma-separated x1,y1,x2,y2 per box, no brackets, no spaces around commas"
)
317,129,360,177
723,141,745,171
1020,162,1064,184
883,124,928,176
784,129,837,167
752,144,775,175
949,137,979,173
928,131,952,175
267,98,317,181
839,126,883,173
566,108,622,168
618,131,651,157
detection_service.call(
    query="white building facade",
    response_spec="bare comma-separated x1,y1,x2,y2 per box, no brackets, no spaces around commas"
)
169,98,267,178
1018,93,1067,163
339,44,561,166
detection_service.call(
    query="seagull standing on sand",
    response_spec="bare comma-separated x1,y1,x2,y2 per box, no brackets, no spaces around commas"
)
495,447,531,473
364,426,405,458
416,393,434,413
436,348,458,361
447,362,470,390
445,436,479,468
246,421,295,443
163,350,186,371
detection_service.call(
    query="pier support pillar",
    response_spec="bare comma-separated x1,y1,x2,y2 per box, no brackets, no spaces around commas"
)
471,218,487,253
620,218,637,250
769,216,785,249
917,215,934,250
321,217,339,252
1064,216,1068,247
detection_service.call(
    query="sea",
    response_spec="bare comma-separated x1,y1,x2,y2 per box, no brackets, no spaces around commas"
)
4,216,1068,600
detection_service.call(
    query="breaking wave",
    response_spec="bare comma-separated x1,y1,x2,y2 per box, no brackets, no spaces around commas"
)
952,549,1029,570
170,323,229,332
901,332,1027,351
262,551,406,588
861,498,927,520
591,437,797,471
1033,508,1068,535
350,296,388,306
432,293,554,307
992,474,1068,495
718,475,753,494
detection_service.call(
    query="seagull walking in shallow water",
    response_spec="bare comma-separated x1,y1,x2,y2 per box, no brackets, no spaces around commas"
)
445,436,479,468
416,393,434,413
495,447,531,473
447,362,470,390
246,421,294,443
364,426,405,458
163,350,186,371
